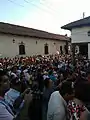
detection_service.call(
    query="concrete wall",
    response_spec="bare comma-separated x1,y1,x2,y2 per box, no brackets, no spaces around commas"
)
71,26,90,43
0,33,67,57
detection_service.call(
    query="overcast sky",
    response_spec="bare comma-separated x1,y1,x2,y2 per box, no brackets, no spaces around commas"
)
0,0,90,36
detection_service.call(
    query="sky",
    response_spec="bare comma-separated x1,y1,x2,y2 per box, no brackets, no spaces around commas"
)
0,0,90,36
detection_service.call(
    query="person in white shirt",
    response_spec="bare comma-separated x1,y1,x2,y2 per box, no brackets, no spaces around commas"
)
47,81,74,120
23,69,30,82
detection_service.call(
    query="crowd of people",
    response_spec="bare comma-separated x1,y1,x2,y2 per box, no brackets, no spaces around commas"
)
0,54,90,120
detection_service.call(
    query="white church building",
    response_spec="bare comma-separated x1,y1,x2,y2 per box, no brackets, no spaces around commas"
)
61,16,90,59
0,22,70,57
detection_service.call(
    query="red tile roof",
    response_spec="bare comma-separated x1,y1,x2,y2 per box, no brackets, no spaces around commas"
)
0,22,70,41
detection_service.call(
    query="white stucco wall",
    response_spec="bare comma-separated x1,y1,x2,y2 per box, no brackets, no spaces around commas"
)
71,26,90,43
0,33,66,57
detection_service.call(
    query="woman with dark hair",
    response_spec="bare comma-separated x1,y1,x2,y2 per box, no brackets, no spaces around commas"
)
68,82,90,120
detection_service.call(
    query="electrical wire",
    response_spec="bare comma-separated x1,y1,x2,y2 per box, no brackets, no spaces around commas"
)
24,0,55,11
39,0,60,14
23,0,60,16
7,0,59,16
7,0,24,7
7,0,61,21
7,0,55,15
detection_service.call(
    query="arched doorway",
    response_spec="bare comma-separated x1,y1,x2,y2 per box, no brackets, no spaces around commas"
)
60,46,63,54
44,44,49,55
19,44,25,55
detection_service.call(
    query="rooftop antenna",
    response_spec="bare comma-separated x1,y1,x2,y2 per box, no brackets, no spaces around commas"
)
83,12,85,18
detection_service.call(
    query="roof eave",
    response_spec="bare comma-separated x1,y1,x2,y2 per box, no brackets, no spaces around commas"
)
61,26,72,31
0,32,70,41
61,23,90,31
